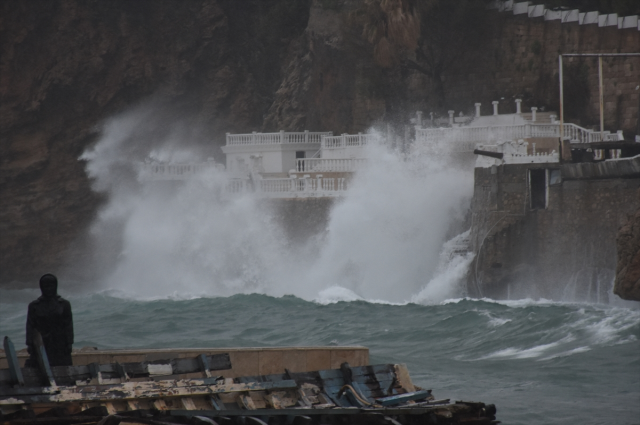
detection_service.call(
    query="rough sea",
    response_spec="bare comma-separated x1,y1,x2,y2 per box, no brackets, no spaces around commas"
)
1,289,639,425
2,109,639,424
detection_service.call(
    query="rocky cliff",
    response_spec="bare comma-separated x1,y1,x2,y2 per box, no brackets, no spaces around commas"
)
2,0,639,285
614,204,640,301
0,0,310,284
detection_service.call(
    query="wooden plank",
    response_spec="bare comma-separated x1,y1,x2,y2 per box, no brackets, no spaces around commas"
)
197,354,211,378
3,337,24,387
0,379,299,405
375,390,434,406
32,332,56,388
181,397,197,410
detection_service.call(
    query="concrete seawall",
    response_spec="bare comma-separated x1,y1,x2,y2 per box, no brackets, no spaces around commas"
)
469,156,640,300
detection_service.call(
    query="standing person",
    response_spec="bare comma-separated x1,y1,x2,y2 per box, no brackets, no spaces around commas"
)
25,274,74,367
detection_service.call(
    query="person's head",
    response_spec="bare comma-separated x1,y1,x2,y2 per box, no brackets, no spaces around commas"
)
39,274,58,298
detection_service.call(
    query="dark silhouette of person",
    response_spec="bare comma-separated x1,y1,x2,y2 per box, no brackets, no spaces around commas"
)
25,274,74,367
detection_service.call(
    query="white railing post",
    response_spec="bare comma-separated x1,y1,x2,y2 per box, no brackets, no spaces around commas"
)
515,99,522,114
317,175,323,191
416,111,423,127
226,132,231,145
341,133,346,147
492,101,499,116
304,130,309,143
531,107,537,122
448,110,454,126
525,123,531,138
549,114,556,124
475,103,481,118
280,130,285,144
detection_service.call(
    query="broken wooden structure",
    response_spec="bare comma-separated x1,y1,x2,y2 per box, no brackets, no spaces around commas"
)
0,337,498,424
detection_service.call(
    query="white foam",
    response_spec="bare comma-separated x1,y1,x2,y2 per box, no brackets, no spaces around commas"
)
314,286,364,304
80,108,474,303
479,341,562,360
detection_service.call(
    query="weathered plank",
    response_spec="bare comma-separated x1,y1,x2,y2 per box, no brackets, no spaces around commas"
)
2,337,24,387
0,353,232,388
375,390,433,406
0,379,299,405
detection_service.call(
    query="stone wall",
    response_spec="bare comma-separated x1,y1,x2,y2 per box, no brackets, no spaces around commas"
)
469,157,640,301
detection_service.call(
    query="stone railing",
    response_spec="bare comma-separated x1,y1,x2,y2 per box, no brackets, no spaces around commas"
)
228,176,348,198
295,158,367,173
322,133,380,149
416,123,622,148
260,176,347,198
138,161,219,181
225,131,333,146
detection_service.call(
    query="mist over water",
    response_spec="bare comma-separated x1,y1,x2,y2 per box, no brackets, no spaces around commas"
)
79,105,474,303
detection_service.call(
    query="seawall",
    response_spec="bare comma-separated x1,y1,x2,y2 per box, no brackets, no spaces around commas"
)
469,156,640,301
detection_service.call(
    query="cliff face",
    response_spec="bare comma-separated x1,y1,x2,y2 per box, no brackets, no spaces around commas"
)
1,0,639,285
0,0,308,284
614,205,640,301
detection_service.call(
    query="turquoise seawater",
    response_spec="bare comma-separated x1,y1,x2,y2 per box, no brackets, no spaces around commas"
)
1,289,639,425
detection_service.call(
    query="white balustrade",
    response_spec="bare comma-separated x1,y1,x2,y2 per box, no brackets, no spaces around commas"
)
416,122,623,148
225,131,332,146
322,133,379,149
248,176,347,198
295,158,366,172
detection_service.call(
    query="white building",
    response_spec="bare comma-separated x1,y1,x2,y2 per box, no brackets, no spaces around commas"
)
221,131,331,177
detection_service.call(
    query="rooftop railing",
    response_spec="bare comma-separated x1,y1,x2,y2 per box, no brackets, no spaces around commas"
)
295,158,367,173
225,131,332,146
416,123,622,148
226,176,348,199
322,133,380,149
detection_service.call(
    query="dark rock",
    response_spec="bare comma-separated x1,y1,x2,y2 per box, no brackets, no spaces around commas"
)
614,203,640,301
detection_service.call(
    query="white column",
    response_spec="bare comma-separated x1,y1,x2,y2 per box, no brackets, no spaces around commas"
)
280,130,285,143
492,101,499,116
515,99,522,114
448,110,455,126
531,107,537,122
475,103,481,117
304,130,309,143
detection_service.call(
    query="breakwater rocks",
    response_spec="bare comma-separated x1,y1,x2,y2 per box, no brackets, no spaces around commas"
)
614,204,640,301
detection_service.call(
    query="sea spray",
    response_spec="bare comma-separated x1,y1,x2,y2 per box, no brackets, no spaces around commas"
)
412,230,475,304
79,105,473,302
